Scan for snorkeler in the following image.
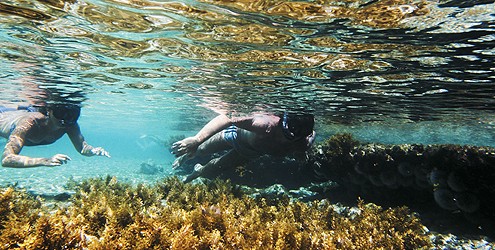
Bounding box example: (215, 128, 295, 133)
(171, 112, 315, 182)
(0, 104, 110, 168)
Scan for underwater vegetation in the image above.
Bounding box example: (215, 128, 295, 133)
(0, 176, 431, 249)
(309, 133, 495, 228)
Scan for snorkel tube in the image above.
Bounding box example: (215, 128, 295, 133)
(282, 112, 296, 140)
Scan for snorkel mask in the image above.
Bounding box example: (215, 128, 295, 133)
(281, 112, 315, 141)
(51, 104, 81, 126)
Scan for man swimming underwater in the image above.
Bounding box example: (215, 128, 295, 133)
(171, 112, 315, 182)
(0, 104, 110, 168)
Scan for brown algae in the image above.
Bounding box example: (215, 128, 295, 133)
(0, 176, 431, 249)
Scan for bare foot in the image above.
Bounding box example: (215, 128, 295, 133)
(172, 154, 190, 170)
(182, 163, 204, 183)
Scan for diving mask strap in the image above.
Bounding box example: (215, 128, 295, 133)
(282, 112, 295, 140)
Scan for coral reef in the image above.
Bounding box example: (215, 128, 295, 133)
(308, 133, 495, 233)
(0, 176, 431, 249)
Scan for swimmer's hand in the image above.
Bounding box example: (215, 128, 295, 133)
(89, 147, 111, 158)
(45, 154, 71, 166)
(171, 137, 199, 156)
(81, 143, 111, 158)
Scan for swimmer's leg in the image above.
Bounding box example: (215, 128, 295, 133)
(183, 150, 247, 183)
(195, 132, 231, 155)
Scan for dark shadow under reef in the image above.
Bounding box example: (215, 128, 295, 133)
(309, 134, 495, 239)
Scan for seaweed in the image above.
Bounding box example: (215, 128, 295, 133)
(320, 133, 361, 158)
(0, 176, 431, 249)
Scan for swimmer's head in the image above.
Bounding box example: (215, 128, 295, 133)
(48, 103, 81, 126)
(281, 112, 314, 140)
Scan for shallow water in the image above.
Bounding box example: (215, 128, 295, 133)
(0, 0, 494, 196)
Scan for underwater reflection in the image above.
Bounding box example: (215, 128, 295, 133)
(1, 0, 494, 123)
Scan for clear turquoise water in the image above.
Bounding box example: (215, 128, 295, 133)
(0, 0, 494, 195)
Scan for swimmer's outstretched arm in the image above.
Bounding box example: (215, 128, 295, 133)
(194, 114, 233, 143)
(171, 114, 233, 156)
(67, 123, 111, 158)
(1, 130, 70, 168)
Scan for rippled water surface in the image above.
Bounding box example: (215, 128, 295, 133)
(1, 0, 495, 135)
(0, 0, 494, 189)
